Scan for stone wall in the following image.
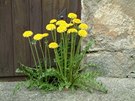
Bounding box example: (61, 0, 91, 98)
(81, 0, 135, 77)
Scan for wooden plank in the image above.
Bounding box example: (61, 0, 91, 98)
(12, 0, 31, 75)
(58, 0, 67, 15)
(77, 0, 81, 18)
(29, 0, 42, 33)
(57, 0, 67, 20)
(67, 0, 81, 17)
(29, 0, 42, 66)
(42, 0, 66, 67)
(42, 0, 53, 29)
(42, 0, 54, 66)
(52, 0, 59, 18)
(0, 0, 14, 77)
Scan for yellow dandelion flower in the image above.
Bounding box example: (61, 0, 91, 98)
(23, 31, 33, 38)
(57, 26, 67, 33)
(50, 19, 57, 24)
(62, 23, 69, 28)
(56, 20, 67, 26)
(78, 30, 88, 37)
(73, 18, 81, 24)
(68, 13, 77, 19)
(67, 28, 78, 34)
(46, 24, 56, 31)
(67, 23, 74, 27)
(42, 33, 49, 38)
(49, 42, 59, 49)
(79, 23, 88, 30)
(33, 34, 43, 41)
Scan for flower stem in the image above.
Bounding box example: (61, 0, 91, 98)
(61, 33, 65, 72)
(54, 30, 57, 42)
(39, 41, 47, 70)
(64, 33, 68, 77)
(47, 45, 51, 67)
(28, 38, 37, 68)
(54, 49, 62, 74)
(51, 31, 55, 41)
(45, 39, 51, 67)
(69, 33, 74, 82)
(34, 44, 42, 71)
(75, 37, 82, 55)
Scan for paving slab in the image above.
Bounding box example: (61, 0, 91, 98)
(0, 77, 135, 101)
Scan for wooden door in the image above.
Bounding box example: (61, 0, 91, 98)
(0, 0, 81, 80)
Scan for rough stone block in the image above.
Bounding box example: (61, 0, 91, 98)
(81, 0, 135, 77)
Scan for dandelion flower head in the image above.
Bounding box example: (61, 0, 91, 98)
(50, 19, 57, 24)
(33, 34, 43, 41)
(68, 13, 77, 19)
(42, 33, 49, 38)
(57, 26, 67, 33)
(73, 18, 81, 24)
(79, 23, 88, 30)
(67, 28, 78, 34)
(23, 31, 33, 38)
(46, 24, 56, 31)
(49, 42, 59, 49)
(78, 30, 88, 37)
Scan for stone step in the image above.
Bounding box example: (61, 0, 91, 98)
(0, 77, 135, 101)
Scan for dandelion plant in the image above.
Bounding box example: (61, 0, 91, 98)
(16, 13, 107, 93)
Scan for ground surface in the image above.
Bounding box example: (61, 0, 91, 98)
(0, 77, 135, 101)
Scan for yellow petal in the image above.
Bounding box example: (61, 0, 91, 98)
(46, 24, 56, 31)
(57, 26, 67, 33)
(79, 23, 88, 30)
(73, 19, 81, 24)
(68, 13, 77, 19)
(42, 33, 49, 38)
(50, 19, 57, 24)
(23, 31, 33, 38)
(49, 42, 59, 49)
(33, 34, 43, 41)
(67, 28, 78, 34)
(78, 30, 88, 37)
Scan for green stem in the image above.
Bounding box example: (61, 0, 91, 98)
(73, 38, 82, 73)
(54, 30, 57, 42)
(34, 44, 42, 71)
(73, 34, 76, 56)
(47, 45, 51, 67)
(64, 33, 68, 77)
(39, 41, 47, 70)
(51, 31, 55, 41)
(61, 33, 65, 70)
(28, 38, 37, 68)
(54, 49, 63, 75)
(69, 33, 74, 82)
(59, 42, 63, 68)
(75, 37, 82, 55)
(69, 33, 78, 82)
(45, 39, 51, 67)
(74, 40, 93, 76)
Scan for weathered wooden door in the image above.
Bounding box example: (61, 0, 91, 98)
(0, 0, 81, 79)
